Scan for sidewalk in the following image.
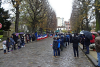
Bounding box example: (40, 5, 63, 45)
(0, 42, 3, 50)
(79, 44, 98, 66)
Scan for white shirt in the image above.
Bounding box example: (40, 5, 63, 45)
(3, 44, 6, 50)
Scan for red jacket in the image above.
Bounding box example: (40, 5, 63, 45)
(90, 35, 95, 43)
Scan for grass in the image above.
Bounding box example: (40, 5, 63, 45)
(0, 35, 3, 38)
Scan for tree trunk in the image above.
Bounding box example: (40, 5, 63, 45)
(15, 5, 19, 33)
(95, 0, 100, 31)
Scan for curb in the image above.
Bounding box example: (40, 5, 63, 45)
(79, 44, 98, 66)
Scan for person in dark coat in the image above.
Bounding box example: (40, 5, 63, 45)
(57, 37, 60, 56)
(12, 33, 17, 50)
(84, 36, 90, 54)
(6, 37, 10, 52)
(72, 33, 80, 58)
(60, 36, 64, 51)
(69, 34, 72, 43)
(52, 37, 58, 57)
(21, 35, 24, 47)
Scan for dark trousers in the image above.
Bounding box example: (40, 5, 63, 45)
(53, 49, 57, 56)
(83, 43, 85, 50)
(73, 47, 79, 57)
(14, 44, 16, 50)
(86, 45, 89, 54)
(60, 45, 63, 51)
(11, 45, 14, 51)
(57, 48, 60, 56)
(7, 47, 9, 52)
(4, 50, 6, 53)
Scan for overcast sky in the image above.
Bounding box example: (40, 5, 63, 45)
(1, 0, 73, 21)
(48, 0, 73, 21)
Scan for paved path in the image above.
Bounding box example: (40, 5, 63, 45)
(0, 38, 94, 67)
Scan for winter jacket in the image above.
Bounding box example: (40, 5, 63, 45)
(95, 36, 100, 52)
(72, 36, 80, 48)
(6, 40, 10, 47)
(17, 39, 21, 46)
(84, 37, 90, 46)
(90, 34, 95, 43)
(10, 38, 15, 45)
(53, 40, 58, 50)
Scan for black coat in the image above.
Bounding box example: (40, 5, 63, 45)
(53, 40, 58, 50)
(84, 37, 90, 46)
(72, 36, 80, 48)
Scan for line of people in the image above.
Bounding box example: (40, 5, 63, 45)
(52, 33, 73, 57)
(2, 33, 36, 54)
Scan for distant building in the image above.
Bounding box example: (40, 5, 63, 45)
(65, 21, 71, 31)
(57, 17, 66, 31)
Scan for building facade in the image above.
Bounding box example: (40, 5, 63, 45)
(65, 21, 71, 31)
(57, 17, 65, 30)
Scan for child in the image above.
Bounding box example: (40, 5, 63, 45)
(2, 43, 7, 54)
(52, 37, 58, 57)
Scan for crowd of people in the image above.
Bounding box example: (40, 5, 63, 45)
(2, 33, 36, 54)
(52, 31, 100, 67)
(2, 30, 100, 67)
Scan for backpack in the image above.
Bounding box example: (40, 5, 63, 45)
(66, 36, 68, 42)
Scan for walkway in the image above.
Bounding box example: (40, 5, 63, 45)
(0, 38, 94, 67)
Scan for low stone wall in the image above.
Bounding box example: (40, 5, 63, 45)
(3, 31, 12, 37)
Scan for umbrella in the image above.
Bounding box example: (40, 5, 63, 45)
(80, 31, 92, 40)
(2, 40, 6, 45)
(91, 32, 97, 34)
(19, 32, 24, 34)
(16, 33, 19, 36)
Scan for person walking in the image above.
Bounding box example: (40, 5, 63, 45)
(72, 33, 80, 58)
(95, 31, 100, 67)
(52, 37, 58, 57)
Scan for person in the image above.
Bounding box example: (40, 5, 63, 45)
(32, 33, 35, 41)
(57, 36, 60, 56)
(17, 36, 21, 49)
(72, 33, 80, 58)
(81, 34, 85, 50)
(6, 37, 10, 52)
(2, 42, 7, 54)
(26, 34, 29, 43)
(60, 36, 64, 51)
(12, 33, 17, 50)
(90, 33, 95, 44)
(95, 31, 100, 67)
(10, 35, 15, 51)
(84, 36, 90, 54)
(64, 35, 67, 48)
(66, 34, 70, 45)
(21, 35, 25, 47)
(52, 37, 58, 57)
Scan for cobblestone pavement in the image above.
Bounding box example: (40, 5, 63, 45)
(0, 38, 94, 67)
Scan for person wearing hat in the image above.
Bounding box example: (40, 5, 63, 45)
(95, 30, 100, 67)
